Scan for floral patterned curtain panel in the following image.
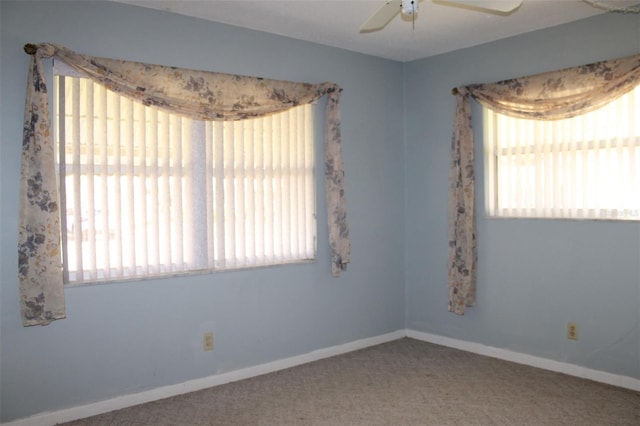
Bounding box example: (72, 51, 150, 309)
(447, 93, 476, 315)
(20, 43, 350, 326)
(448, 54, 640, 315)
(19, 48, 66, 326)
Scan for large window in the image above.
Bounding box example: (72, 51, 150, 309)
(54, 69, 316, 284)
(484, 84, 639, 220)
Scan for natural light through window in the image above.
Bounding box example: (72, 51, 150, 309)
(54, 71, 317, 284)
(484, 84, 639, 220)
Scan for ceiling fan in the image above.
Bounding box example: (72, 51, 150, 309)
(360, 0, 522, 33)
(360, 0, 640, 33)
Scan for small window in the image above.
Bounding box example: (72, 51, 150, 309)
(54, 67, 317, 284)
(484, 85, 639, 220)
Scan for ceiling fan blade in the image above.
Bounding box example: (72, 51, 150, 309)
(433, 0, 523, 15)
(360, 0, 402, 33)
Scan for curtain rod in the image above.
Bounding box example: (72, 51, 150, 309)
(25, 42, 460, 97)
(24, 43, 37, 55)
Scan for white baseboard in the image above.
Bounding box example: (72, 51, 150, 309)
(6, 328, 638, 425)
(406, 329, 640, 392)
(3, 330, 406, 426)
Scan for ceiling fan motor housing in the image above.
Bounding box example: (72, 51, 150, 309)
(401, 0, 418, 15)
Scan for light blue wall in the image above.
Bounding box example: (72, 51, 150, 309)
(404, 12, 640, 378)
(2, 1, 639, 423)
(0, 1, 405, 422)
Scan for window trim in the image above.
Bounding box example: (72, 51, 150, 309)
(482, 85, 640, 221)
(54, 69, 319, 285)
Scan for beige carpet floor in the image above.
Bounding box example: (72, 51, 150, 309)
(61, 338, 639, 425)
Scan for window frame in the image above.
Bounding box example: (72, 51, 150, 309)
(482, 84, 640, 221)
(53, 63, 319, 285)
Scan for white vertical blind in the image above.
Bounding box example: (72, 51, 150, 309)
(484, 84, 640, 220)
(55, 74, 316, 284)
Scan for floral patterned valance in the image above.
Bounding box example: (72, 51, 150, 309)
(19, 43, 350, 326)
(448, 54, 640, 315)
(35, 43, 340, 121)
(456, 53, 640, 120)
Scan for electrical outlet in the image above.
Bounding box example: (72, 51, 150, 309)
(203, 332, 214, 351)
(567, 322, 578, 340)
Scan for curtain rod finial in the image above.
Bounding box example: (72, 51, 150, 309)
(451, 87, 459, 96)
(24, 43, 37, 55)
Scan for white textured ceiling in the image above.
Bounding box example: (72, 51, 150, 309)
(112, 1, 639, 62)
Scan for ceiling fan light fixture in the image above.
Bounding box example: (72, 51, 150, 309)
(359, 0, 528, 34)
(401, 0, 418, 15)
